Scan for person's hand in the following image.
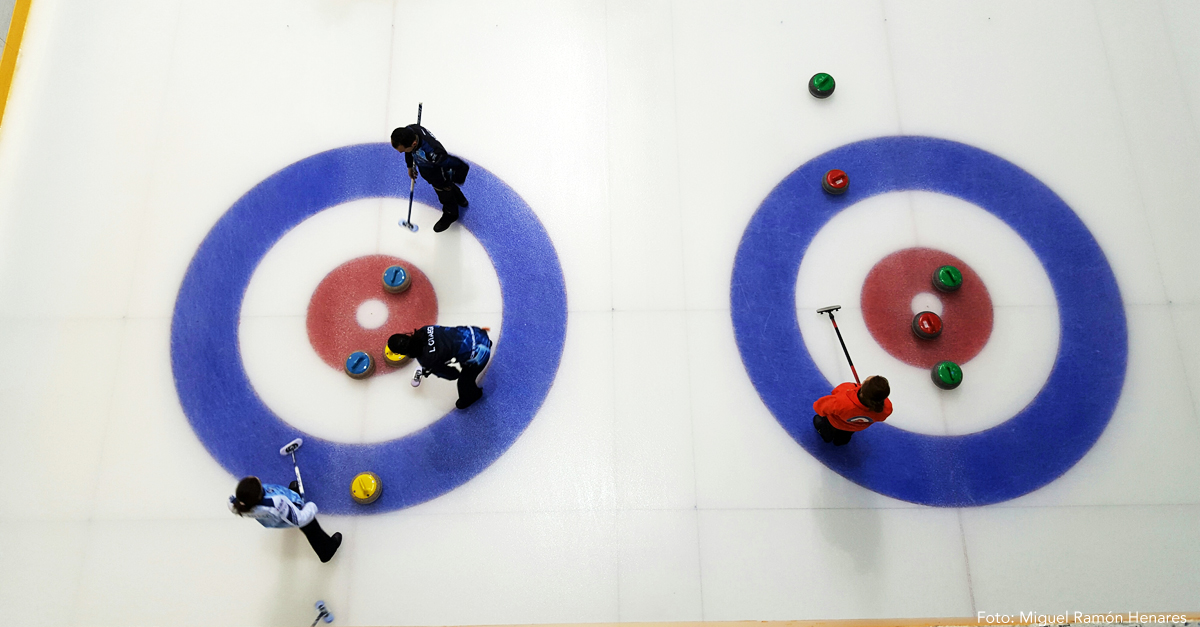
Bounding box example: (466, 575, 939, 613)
(408, 167, 417, 180)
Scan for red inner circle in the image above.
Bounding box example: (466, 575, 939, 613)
(306, 255, 438, 377)
(861, 248, 992, 368)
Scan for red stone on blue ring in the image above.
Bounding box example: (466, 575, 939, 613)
(822, 169, 848, 195)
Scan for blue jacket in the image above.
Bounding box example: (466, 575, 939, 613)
(401, 125, 468, 184)
(402, 125, 449, 168)
(413, 325, 492, 380)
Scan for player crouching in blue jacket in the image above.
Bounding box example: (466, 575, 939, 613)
(229, 477, 342, 562)
(388, 325, 493, 409)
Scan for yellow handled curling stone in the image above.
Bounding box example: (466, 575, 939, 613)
(382, 344, 410, 368)
(351, 471, 381, 505)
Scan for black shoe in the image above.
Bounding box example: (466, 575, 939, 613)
(433, 206, 459, 232)
(456, 390, 483, 409)
(288, 480, 300, 494)
(319, 532, 342, 563)
(814, 415, 833, 443)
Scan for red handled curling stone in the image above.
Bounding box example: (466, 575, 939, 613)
(911, 311, 943, 340)
(931, 360, 963, 390)
(933, 265, 963, 292)
(822, 169, 848, 195)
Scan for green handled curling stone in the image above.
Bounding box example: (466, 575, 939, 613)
(933, 265, 963, 292)
(809, 72, 836, 98)
(931, 360, 963, 390)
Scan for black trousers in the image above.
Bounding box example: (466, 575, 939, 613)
(418, 160, 469, 213)
(813, 414, 853, 446)
(457, 362, 484, 403)
(299, 518, 340, 563)
(284, 480, 340, 562)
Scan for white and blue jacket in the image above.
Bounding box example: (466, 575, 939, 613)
(229, 483, 317, 529)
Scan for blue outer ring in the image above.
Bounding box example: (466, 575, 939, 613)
(731, 136, 1127, 506)
(171, 143, 567, 514)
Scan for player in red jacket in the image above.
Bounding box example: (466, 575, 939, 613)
(812, 375, 892, 446)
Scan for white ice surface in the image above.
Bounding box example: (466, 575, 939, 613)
(1, 1, 1199, 625)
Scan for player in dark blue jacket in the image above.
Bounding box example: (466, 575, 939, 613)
(391, 125, 470, 232)
(388, 325, 492, 408)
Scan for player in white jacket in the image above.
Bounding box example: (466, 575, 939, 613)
(229, 476, 342, 562)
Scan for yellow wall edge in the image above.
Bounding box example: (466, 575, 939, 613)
(0, 0, 34, 127)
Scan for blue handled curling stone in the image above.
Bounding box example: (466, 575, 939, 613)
(344, 351, 375, 379)
(382, 265, 412, 294)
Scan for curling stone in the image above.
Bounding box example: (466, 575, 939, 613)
(912, 311, 943, 340)
(383, 334, 411, 368)
(932, 265, 963, 292)
(931, 360, 963, 390)
(351, 471, 381, 505)
(808, 72, 835, 99)
(382, 265, 412, 294)
(382, 344, 410, 368)
(822, 169, 848, 195)
(344, 351, 375, 379)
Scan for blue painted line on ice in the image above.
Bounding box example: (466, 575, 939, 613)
(171, 143, 567, 514)
(731, 136, 1127, 506)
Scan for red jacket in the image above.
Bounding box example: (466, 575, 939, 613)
(813, 382, 892, 432)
